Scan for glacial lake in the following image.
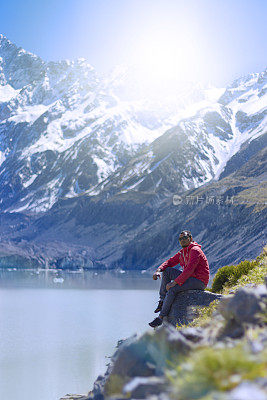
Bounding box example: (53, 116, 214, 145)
(0, 269, 160, 400)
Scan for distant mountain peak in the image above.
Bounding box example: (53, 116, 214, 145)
(0, 34, 45, 89)
(0, 36, 266, 216)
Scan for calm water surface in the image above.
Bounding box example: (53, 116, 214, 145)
(0, 270, 159, 400)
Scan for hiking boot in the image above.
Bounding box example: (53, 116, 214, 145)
(154, 300, 163, 313)
(149, 317, 163, 328)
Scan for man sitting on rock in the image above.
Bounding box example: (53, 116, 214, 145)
(149, 230, 210, 328)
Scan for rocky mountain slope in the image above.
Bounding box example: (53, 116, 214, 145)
(0, 34, 266, 271)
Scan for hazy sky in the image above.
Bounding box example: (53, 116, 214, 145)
(1, 0, 266, 86)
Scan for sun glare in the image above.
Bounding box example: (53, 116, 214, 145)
(132, 29, 201, 92)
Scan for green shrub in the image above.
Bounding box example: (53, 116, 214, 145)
(211, 264, 236, 292)
(168, 345, 267, 399)
(234, 263, 266, 288)
(227, 260, 258, 287)
(211, 260, 258, 293)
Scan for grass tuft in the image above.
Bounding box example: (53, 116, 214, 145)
(211, 246, 267, 293)
(168, 345, 267, 399)
(211, 260, 259, 293)
(177, 300, 220, 329)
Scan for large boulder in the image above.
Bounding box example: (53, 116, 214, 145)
(217, 285, 267, 339)
(108, 325, 192, 380)
(89, 325, 192, 399)
(167, 289, 222, 326)
(219, 285, 267, 325)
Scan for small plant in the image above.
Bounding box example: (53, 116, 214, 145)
(211, 264, 235, 292)
(211, 260, 259, 293)
(229, 262, 266, 290)
(227, 260, 258, 286)
(168, 345, 267, 399)
(177, 300, 220, 329)
(191, 300, 220, 326)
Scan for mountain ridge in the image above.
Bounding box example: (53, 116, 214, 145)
(0, 35, 266, 271)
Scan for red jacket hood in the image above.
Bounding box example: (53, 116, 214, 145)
(181, 241, 201, 253)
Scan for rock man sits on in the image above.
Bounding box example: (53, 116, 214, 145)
(149, 230, 210, 327)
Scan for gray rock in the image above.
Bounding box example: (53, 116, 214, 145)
(256, 378, 267, 391)
(123, 376, 166, 399)
(178, 327, 204, 343)
(110, 341, 156, 378)
(152, 324, 192, 356)
(107, 397, 127, 400)
(229, 381, 267, 400)
(218, 318, 245, 340)
(219, 287, 265, 324)
(167, 289, 222, 326)
(60, 395, 89, 400)
(145, 394, 171, 400)
(258, 330, 267, 344)
(87, 375, 106, 400)
(107, 397, 126, 400)
(109, 325, 191, 382)
(249, 339, 265, 354)
(94, 325, 192, 399)
(254, 284, 267, 298)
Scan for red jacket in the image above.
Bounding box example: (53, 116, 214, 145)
(158, 241, 209, 286)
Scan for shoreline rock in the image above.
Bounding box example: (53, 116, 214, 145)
(167, 289, 222, 326)
(61, 283, 267, 400)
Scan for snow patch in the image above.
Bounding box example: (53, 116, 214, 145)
(8, 104, 48, 124)
(0, 151, 6, 167)
(0, 84, 18, 102)
(23, 174, 38, 188)
(93, 155, 116, 182)
(239, 90, 267, 115)
(120, 176, 146, 193)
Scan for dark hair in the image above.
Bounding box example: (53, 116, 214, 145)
(180, 230, 192, 238)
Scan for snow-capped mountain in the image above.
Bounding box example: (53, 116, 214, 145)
(0, 34, 266, 272)
(1, 34, 265, 215)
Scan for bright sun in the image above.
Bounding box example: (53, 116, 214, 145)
(131, 28, 203, 93)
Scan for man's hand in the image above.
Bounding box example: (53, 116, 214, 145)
(153, 272, 161, 280)
(166, 281, 177, 291)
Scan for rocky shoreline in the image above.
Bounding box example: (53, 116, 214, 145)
(60, 281, 267, 400)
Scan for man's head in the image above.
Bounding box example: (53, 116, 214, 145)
(179, 230, 193, 248)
